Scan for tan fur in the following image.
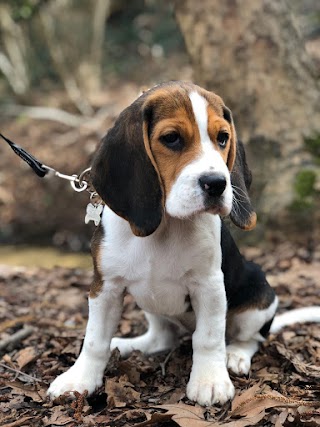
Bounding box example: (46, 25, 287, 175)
(242, 212, 257, 231)
(143, 85, 233, 199)
(89, 225, 104, 298)
(197, 87, 236, 171)
(149, 109, 201, 197)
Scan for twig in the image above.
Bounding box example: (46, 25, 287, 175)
(0, 325, 34, 351)
(160, 348, 176, 376)
(0, 104, 83, 127)
(0, 361, 42, 382)
(0, 315, 35, 333)
(0, 416, 34, 427)
(0, 102, 115, 131)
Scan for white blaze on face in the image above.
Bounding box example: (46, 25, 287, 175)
(189, 91, 209, 143)
(165, 91, 233, 218)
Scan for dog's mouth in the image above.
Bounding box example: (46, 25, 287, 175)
(204, 197, 231, 217)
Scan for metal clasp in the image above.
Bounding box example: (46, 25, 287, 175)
(42, 165, 91, 192)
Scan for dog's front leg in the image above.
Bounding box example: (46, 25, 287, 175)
(187, 272, 235, 406)
(48, 281, 124, 398)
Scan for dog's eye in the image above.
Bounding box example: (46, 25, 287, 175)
(217, 131, 229, 148)
(160, 132, 183, 151)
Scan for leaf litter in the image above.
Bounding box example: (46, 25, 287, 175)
(0, 243, 319, 426)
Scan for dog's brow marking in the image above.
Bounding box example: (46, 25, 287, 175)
(189, 91, 210, 144)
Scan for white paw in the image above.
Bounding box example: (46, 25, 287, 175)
(227, 346, 251, 375)
(186, 367, 235, 406)
(48, 364, 104, 398)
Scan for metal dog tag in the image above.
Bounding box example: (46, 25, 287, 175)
(85, 203, 103, 226)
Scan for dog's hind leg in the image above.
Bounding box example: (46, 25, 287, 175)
(110, 312, 179, 357)
(226, 296, 278, 375)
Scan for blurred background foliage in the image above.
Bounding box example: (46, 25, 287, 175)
(0, 0, 187, 105)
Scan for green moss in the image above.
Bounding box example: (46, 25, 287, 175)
(294, 170, 316, 198)
(289, 169, 317, 213)
(289, 198, 313, 212)
(304, 134, 320, 163)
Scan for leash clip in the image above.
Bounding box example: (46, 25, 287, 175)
(72, 167, 92, 192)
(42, 165, 90, 192)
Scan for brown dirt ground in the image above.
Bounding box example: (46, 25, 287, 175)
(0, 242, 319, 427)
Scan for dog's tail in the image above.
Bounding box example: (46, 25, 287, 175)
(270, 306, 320, 334)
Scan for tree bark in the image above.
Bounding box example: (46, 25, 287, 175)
(174, 0, 320, 241)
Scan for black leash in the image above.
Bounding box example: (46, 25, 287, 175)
(0, 133, 103, 225)
(0, 133, 49, 178)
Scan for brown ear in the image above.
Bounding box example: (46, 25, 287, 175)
(91, 96, 163, 237)
(229, 139, 257, 231)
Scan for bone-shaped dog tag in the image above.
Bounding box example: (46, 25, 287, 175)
(85, 203, 103, 226)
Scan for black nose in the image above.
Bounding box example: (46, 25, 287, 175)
(199, 174, 226, 197)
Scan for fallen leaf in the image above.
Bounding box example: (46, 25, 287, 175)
(119, 359, 141, 383)
(0, 416, 35, 427)
(223, 411, 266, 427)
(231, 386, 320, 418)
(231, 383, 262, 411)
(275, 342, 320, 378)
(4, 380, 46, 403)
(155, 403, 208, 427)
(106, 375, 141, 408)
(274, 409, 289, 427)
(113, 408, 147, 423)
(155, 402, 266, 427)
(133, 411, 173, 426)
(166, 388, 185, 404)
(15, 346, 38, 369)
(42, 406, 75, 426)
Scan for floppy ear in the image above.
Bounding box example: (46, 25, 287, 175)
(91, 97, 163, 237)
(229, 139, 257, 231)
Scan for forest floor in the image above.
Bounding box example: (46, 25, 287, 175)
(0, 242, 319, 427)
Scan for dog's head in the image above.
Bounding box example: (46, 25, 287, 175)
(91, 81, 256, 236)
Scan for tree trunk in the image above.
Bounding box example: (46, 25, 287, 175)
(0, 4, 30, 96)
(174, 0, 320, 242)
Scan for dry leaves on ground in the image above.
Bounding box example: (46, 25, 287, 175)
(0, 243, 320, 426)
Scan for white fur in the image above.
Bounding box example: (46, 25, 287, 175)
(228, 297, 279, 343)
(225, 297, 278, 376)
(227, 339, 259, 375)
(189, 91, 209, 142)
(49, 206, 234, 405)
(166, 91, 233, 219)
(271, 306, 320, 333)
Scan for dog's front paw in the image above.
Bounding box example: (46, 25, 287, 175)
(48, 364, 103, 398)
(226, 341, 258, 375)
(227, 346, 251, 375)
(186, 366, 235, 406)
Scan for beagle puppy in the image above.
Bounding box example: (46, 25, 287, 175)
(48, 81, 319, 406)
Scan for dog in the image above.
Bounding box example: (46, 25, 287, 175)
(48, 81, 320, 406)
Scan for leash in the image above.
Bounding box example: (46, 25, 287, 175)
(0, 133, 103, 226)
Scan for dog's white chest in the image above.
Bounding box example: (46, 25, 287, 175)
(100, 208, 221, 316)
